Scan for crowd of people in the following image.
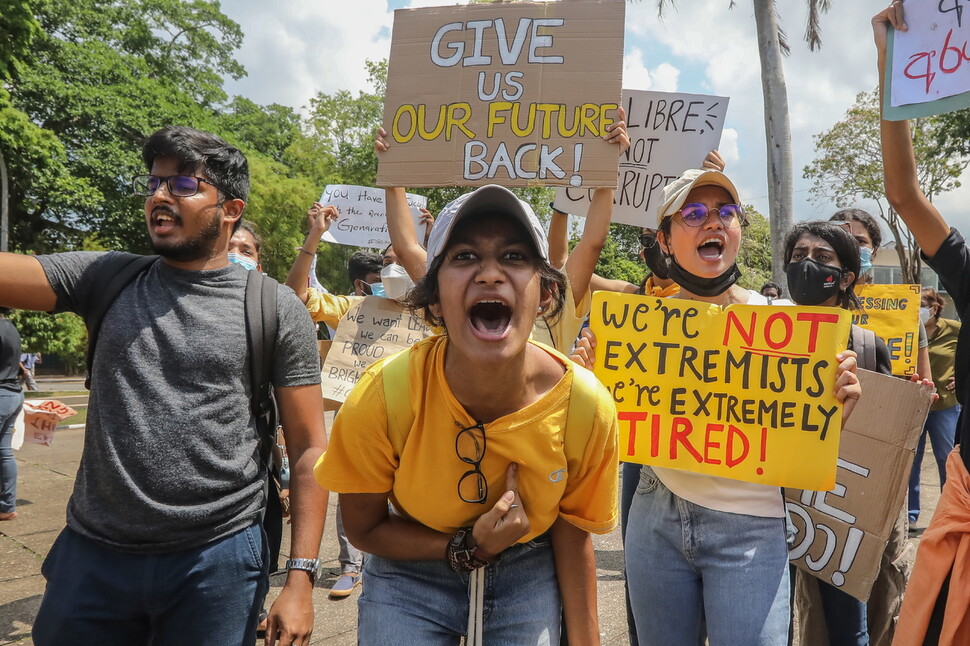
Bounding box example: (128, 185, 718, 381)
(0, 3, 966, 645)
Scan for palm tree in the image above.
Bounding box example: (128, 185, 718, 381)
(658, 0, 830, 284)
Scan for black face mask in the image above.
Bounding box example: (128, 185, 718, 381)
(643, 242, 670, 280)
(666, 258, 741, 297)
(786, 258, 843, 306)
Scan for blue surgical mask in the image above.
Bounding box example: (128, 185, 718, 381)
(859, 247, 873, 276)
(368, 282, 386, 298)
(228, 252, 258, 272)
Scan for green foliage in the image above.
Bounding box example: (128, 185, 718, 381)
(0, 0, 41, 81)
(10, 309, 88, 374)
(737, 205, 771, 291)
(805, 90, 968, 283)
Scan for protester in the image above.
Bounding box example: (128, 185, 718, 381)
(18, 351, 40, 391)
(874, 6, 970, 641)
(228, 220, 262, 271)
(760, 281, 783, 301)
(909, 288, 961, 525)
(0, 125, 328, 646)
(315, 183, 619, 644)
(829, 207, 933, 381)
(378, 110, 631, 354)
(0, 307, 24, 522)
(572, 168, 862, 645)
(783, 221, 892, 646)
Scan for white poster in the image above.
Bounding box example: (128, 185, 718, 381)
(553, 89, 728, 228)
(320, 185, 428, 249)
(891, 0, 970, 109)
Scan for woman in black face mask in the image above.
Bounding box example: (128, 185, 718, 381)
(784, 221, 892, 646)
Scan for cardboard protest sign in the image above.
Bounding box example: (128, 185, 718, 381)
(885, 0, 970, 120)
(12, 399, 78, 448)
(378, 0, 625, 188)
(590, 292, 851, 489)
(787, 370, 932, 602)
(321, 296, 432, 403)
(320, 185, 429, 249)
(553, 90, 729, 227)
(853, 284, 921, 377)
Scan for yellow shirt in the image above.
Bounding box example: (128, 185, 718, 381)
(531, 275, 591, 353)
(314, 335, 619, 540)
(304, 288, 362, 327)
(645, 276, 680, 298)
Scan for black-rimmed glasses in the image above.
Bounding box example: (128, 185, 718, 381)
(639, 229, 658, 249)
(456, 422, 487, 504)
(132, 174, 234, 200)
(678, 203, 746, 228)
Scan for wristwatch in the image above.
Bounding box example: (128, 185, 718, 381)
(284, 558, 320, 584)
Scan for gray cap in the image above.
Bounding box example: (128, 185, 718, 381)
(656, 169, 741, 226)
(425, 185, 549, 270)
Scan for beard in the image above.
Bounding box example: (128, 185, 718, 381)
(150, 209, 223, 262)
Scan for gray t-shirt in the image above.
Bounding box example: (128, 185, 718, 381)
(39, 252, 321, 552)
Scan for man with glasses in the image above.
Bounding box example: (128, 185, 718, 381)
(0, 126, 328, 646)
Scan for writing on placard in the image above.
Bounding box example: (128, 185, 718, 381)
(591, 293, 850, 489)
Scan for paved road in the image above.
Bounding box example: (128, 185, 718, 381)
(0, 382, 940, 645)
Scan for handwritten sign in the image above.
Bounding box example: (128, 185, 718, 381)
(553, 89, 728, 227)
(885, 0, 970, 119)
(787, 370, 931, 602)
(853, 284, 921, 376)
(12, 399, 78, 448)
(377, 0, 625, 188)
(590, 292, 851, 489)
(321, 296, 432, 403)
(320, 185, 428, 249)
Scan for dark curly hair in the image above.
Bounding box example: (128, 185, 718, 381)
(406, 213, 566, 331)
(783, 221, 862, 310)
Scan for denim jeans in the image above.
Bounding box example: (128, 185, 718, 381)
(33, 524, 269, 646)
(357, 535, 560, 645)
(0, 389, 24, 513)
(626, 466, 790, 646)
(621, 461, 642, 646)
(908, 404, 960, 522)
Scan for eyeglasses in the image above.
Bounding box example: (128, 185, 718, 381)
(639, 229, 658, 249)
(132, 174, 234, 200)
(456, 422, 487, 504)
(677, 203, 746, 228)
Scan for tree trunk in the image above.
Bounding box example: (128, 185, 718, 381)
(753, 0, 793, 286)
(0, 144, 8, 252)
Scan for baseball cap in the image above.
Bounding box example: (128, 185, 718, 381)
(656, 169, 741, 226)
(425, 185, 549, 270)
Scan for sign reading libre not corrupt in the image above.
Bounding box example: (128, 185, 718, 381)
(377, 0, 625, 188)
(590, 293, 851, 489)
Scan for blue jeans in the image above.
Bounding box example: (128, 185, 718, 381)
(358, 535, 560, 645)
(621, 461, 642, 646)
(908, 404, 960, 522)
(33, 524, 269, 646)
(0, 389, 24, 513)
(626, 466, 790, 646)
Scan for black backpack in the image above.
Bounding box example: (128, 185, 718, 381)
(81, 252, 281, 492)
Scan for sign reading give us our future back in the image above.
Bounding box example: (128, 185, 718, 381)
(377, 0, 625, 188)
(590, 293, 852, 490)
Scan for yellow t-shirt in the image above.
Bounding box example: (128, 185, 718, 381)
(304, 288, 362, 327)
(531, 275, 591, 353)
(314, 335, 618, 541)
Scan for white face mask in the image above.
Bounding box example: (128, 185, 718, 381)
(228, 252, 258, 271)
(380, 263, 414, 302)
(919, 306, 933, 324)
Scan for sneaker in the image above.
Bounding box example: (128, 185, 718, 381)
(329, 572, 361, 599)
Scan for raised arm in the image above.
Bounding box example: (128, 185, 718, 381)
(375, 128, 428, 282)
(873, 6, 950, 257)
(0, 253, 58, 312)
(547, 206, 570, 270)
(562, 108, 630, 302)
(284, 203, 337, 304)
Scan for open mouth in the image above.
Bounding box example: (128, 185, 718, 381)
(697, 236, 724, 261)
(152, 208, 180, 233)
(468, 300, 513, 338)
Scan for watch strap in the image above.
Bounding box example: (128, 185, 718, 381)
(285, 558, 319, 583)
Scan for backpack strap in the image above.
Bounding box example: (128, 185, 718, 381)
(84, 253, 159, 389)
(850, 324, 878, 372)
(245, 270, 280, 463)
(381, 348, 414, 455)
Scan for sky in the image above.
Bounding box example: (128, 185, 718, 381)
(220, 0, 970, 242)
